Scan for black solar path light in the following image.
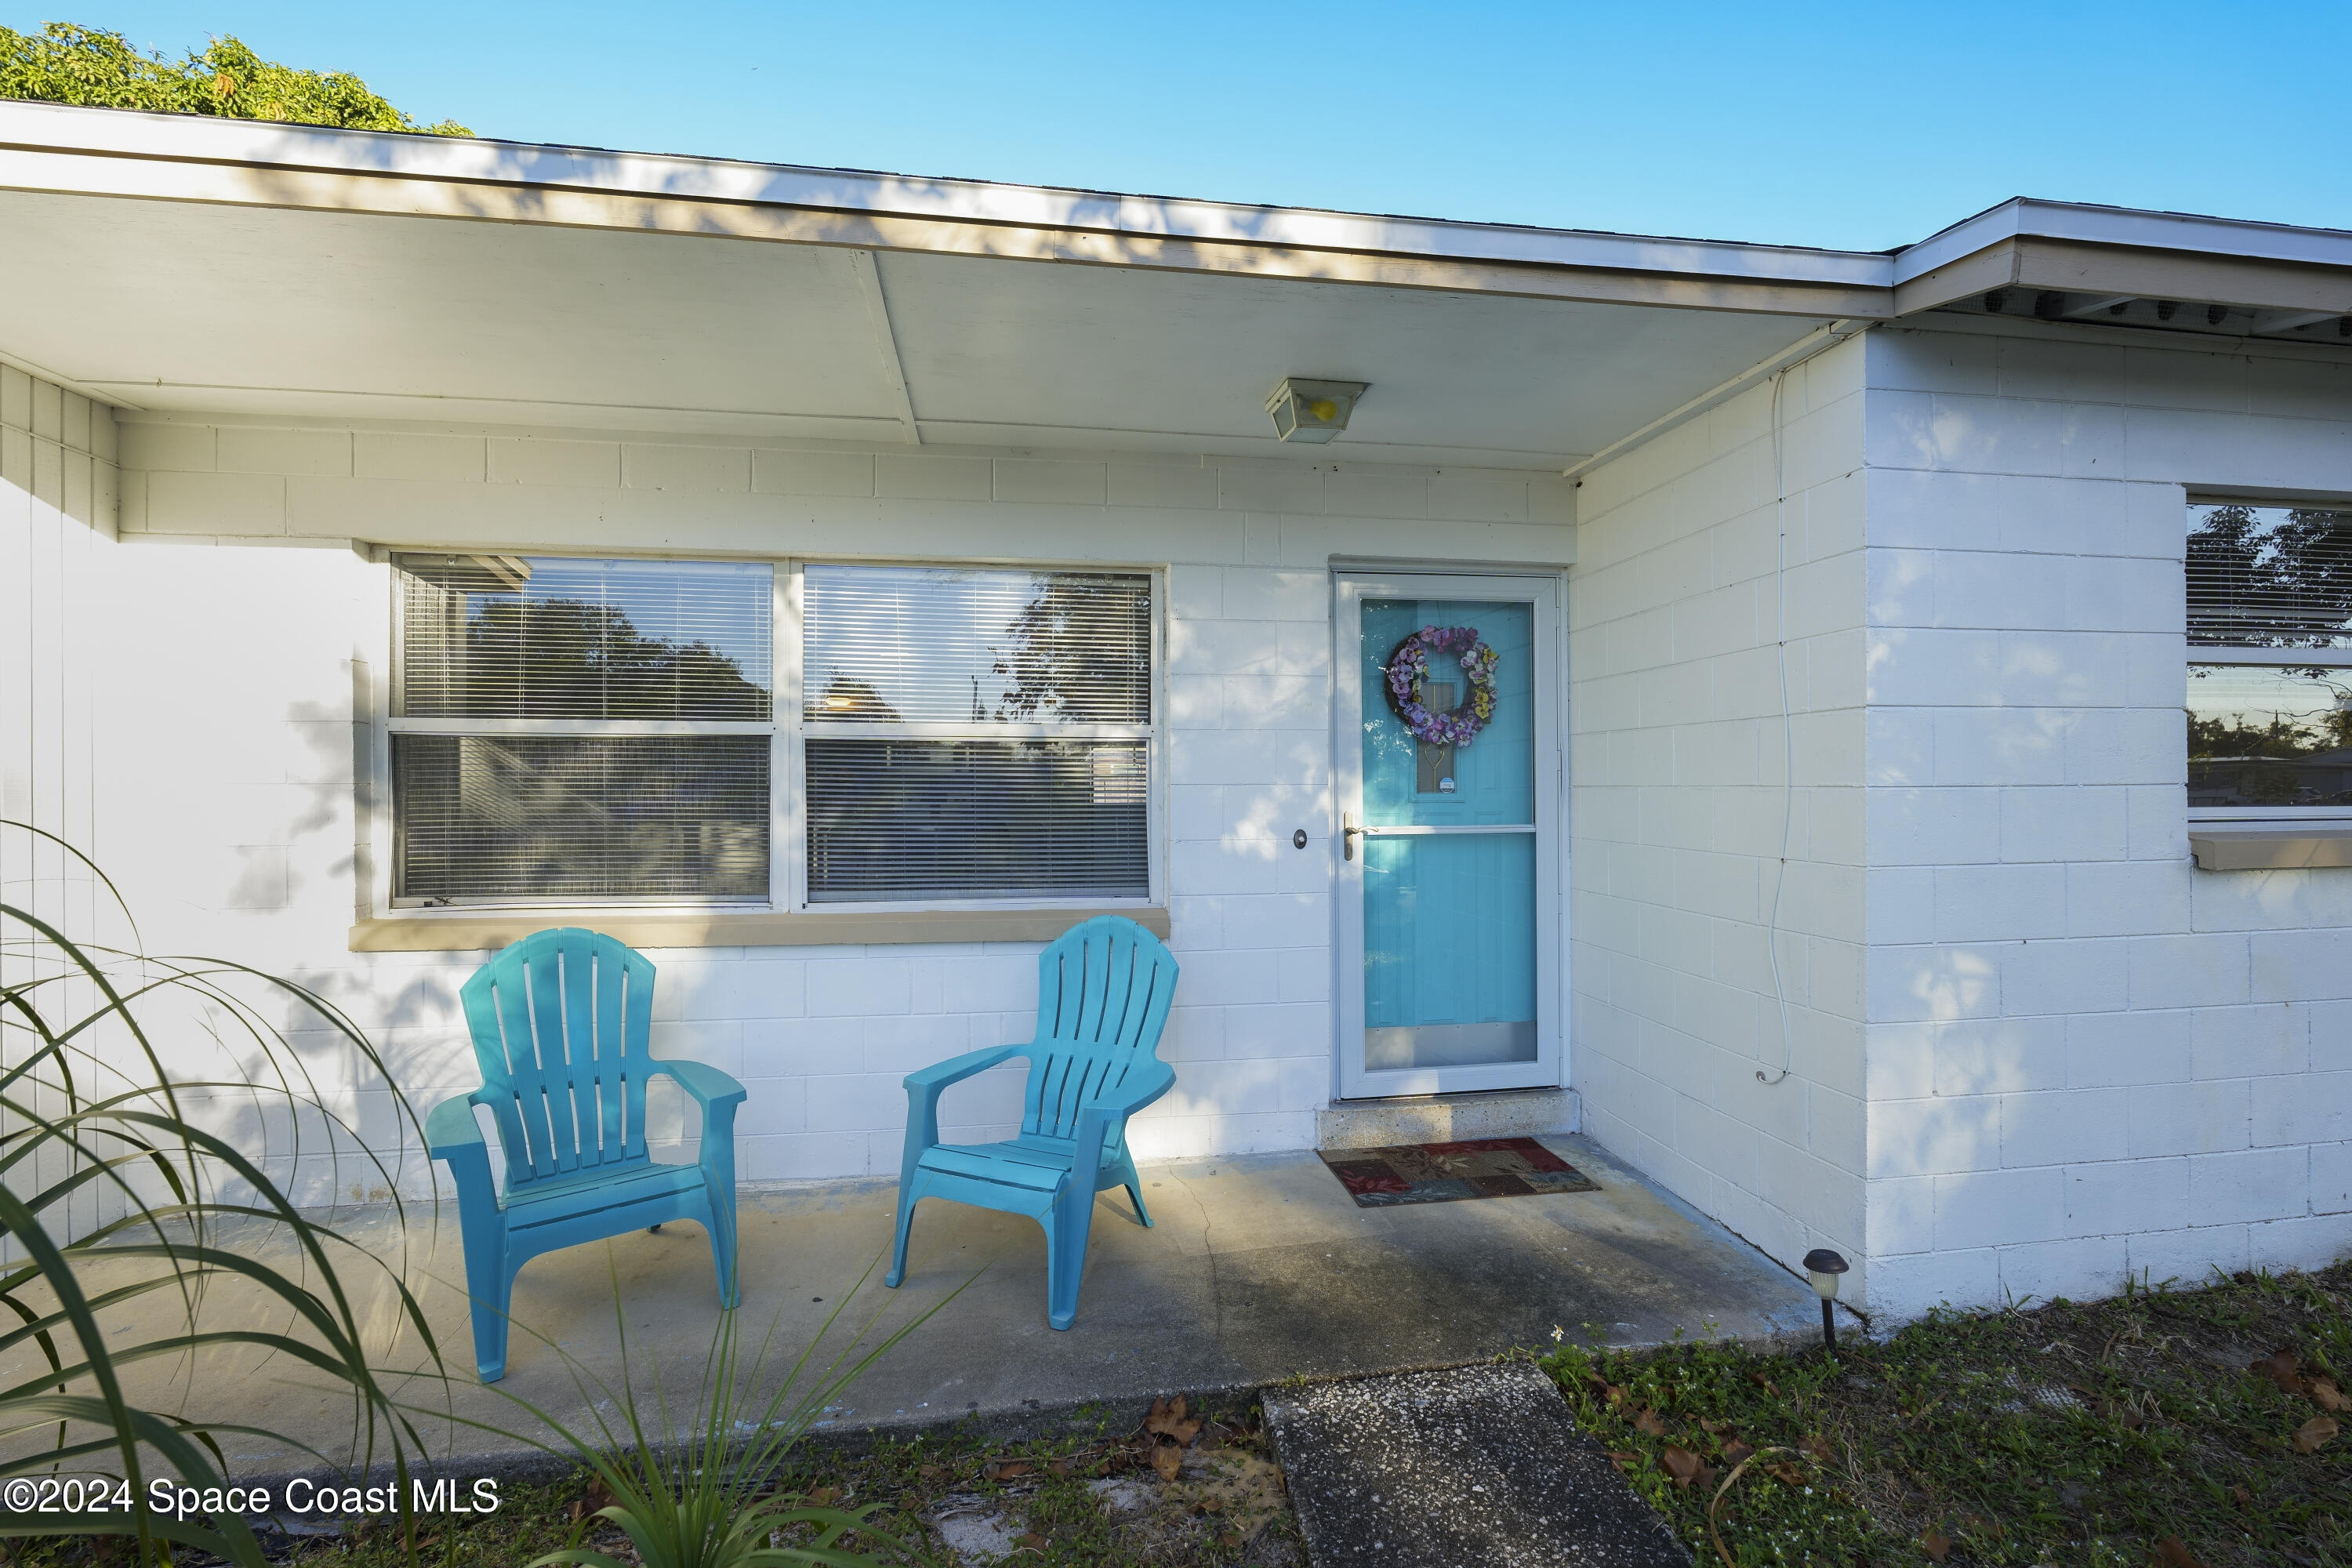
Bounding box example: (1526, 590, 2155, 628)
(1804, 1248, 1849, 1351)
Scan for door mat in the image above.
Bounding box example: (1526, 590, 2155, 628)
(1317, 1137, 1601, 1208)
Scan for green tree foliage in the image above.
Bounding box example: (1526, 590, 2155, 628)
(0, 20, 470, 134)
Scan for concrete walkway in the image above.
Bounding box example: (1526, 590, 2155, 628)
(1267, 1363, 1692, 1566)
(20, 1134, 1816, 1481)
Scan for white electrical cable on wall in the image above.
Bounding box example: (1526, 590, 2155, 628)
(1759, 368, 1797, 1087)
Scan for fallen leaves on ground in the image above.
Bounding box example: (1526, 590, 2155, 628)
(1921, 1529, 1951, 1562)
(568, 1480, 616, 1523)
(1634, 1407, 1668, 1437)
(2253, 1349, 2303, 1395)
(1145, 1394, 1203, 1445)
(1659, 1446, 1715, 1492)
(2154, 1535, 2209, 1568)
(983, 1458, 1034, 1482)
(2290, 1414, 2338, 1454)
(1798, 1434, 1837, 1465)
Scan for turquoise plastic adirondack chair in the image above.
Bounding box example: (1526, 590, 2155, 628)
(425, 927, 747, 1381)
(886, 916, 1178, 1329)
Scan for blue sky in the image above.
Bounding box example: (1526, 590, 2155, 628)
(13, 2, 2350, 252)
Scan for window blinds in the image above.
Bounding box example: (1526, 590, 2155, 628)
(393, 735, 771, 900)
(802, 566, 1149, 724)
(802, 565, 1154, 903)
(2187, 505, 2352, 649)
(397, 554, 772, 719)
(804, 739, 1149, 902)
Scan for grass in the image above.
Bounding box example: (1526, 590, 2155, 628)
(20, 1266, 2348, 1566)
(1540, 1260, 2352, 1566)
(4, 1400, 1303, 1567)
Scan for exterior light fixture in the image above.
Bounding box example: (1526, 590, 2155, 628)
(1265, 378, 1367, 444)
(1803, 1248, 1849, 1351)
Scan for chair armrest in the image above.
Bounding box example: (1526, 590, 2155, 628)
(426, 1095, 500, 1218)
(653, 1059, 748, 1109)
(902, 1044, 1025, 1094)
(1088, 1061, 1176, 1120)
(898, 1044, 1027, 1174)
(424, 1094, 487, 1160)
(1071, 1062, 1175, 1186)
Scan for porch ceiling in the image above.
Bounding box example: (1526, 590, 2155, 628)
(0, 183, 1829, 469)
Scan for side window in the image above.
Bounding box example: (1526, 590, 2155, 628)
(2187, 503, 2352, 815)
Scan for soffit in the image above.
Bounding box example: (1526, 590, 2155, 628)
(0, 184, 1833, 466)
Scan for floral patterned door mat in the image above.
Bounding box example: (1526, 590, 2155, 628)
(1316, 1137, 1602, 1207)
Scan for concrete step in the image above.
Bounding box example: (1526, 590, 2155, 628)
(1264, 1362, 1690, 1568)
(1317, 1087, 1577, 1151)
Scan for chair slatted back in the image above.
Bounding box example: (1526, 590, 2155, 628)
(459, 927, 655, 1190)
(1022, 917, 1179, 1143)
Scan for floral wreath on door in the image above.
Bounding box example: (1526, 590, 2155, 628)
(1383, 626, 1499, 747)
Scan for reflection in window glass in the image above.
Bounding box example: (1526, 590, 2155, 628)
(397, 554, 772, 720)
(802, 566, 1149, 725)
(2187, 503, 2352, 650)
(2187, 662, 2352, 808)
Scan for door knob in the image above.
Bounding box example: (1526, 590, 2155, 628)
(1342, 812, 1362, 861)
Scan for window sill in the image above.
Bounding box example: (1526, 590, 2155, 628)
(348, 906, 1170, 953)
(2188, 826, 2352, 871)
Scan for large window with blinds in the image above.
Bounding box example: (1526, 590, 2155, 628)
(2187, 501, 2352, 816)
(384, 554, 1157, 909)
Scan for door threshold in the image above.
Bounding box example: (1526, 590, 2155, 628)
(1317, 1087, 1578, 1152)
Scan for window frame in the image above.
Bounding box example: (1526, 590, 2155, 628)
(2185, 494, 2352, 827)
(369, 550, 1166, 917)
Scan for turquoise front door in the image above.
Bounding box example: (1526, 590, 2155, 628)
(1335, 572, 1561, 1097)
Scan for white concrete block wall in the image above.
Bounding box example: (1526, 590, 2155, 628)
(89, 417, 1571, 1197)
(1, 364, 124, 1249)
(1568, 336, 1871, 1293)
(1862, 323, 2352, 1319)
(2, 363, 118, 902)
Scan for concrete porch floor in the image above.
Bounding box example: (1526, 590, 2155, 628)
(42, 1134, 1820, 1481)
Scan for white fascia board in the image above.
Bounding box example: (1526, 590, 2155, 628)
(0, 99, 1891, 289)
(1895, 196, 2352, 283)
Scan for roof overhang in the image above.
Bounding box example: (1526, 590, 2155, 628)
(1894, 198, 2352, 328)
(3, 106, 2350, 470)
(0, 100, 1891, 317)
(0, 101, 1896, 466)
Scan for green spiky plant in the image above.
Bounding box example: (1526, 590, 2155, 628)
(436, 1251, 967, 1568)
(1, 822, 441, 1565)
